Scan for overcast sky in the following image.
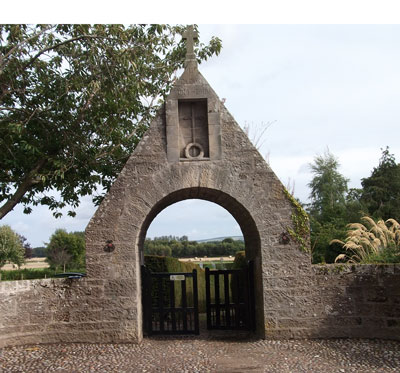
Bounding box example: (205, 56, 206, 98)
(2, 24, 400, 246)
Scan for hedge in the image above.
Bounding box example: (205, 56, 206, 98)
(144, 255, 207, 312)
(0, 267, 86, 281)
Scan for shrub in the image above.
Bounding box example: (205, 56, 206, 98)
(0, 268, 55, 281)
(144, 255, 207, 312)
(0, 266, 85, 281)
(332, 216, 400, 263)
(232, 250, 247, 269)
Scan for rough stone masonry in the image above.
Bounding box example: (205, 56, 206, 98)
(1, 27, 400, 347)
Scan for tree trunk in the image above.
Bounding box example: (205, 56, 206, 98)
(0, 158, 46, 219)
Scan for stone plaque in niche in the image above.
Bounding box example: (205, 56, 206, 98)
(178, 100, 209, 159)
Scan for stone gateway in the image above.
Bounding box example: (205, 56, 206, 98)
(84, 26, 311, 342)
(1, 27, 400, 347)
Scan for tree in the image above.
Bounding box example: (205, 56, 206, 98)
(345, 187, 367, 224)
(0, 225, 25, 268)
(0, 24, 221, 219)
(18, 234, 32, 259)
(47, 246, 71, 272)
(309, 219, 348, 263)
(32, 246, 46, 257)
(46, 229, 85, 270)
(307, 149, 349, 221)
(360, 147, 400, 221)
(307, 150, 349, 263)
(143, 236, 244, 258)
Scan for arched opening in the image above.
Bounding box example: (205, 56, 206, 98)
(145, 199, 244, 259)
(138, 187, 264, 337)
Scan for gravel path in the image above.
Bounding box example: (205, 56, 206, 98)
(1, 336, 399, 372)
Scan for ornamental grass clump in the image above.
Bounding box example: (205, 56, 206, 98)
(332, 217, 400, 263)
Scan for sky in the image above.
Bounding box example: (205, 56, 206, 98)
(2, 23, 400, 246)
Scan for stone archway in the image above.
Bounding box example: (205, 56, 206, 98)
(85, 32, 312, 343)
(85, 94, 311, 343)
(137, 187, 264, 335)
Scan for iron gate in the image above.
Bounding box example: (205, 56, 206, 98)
(142, 266, 199, 335)
(205, 261, 255, 330)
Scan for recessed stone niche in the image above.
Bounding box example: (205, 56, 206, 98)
(178, 99, 209, 159)
(165, 71, 222, 162)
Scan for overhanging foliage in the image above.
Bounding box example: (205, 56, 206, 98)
(0, 24, 221, 219)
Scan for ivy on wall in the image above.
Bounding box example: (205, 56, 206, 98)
(283, 188, 311, 253)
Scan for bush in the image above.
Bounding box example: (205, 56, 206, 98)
(232, 250, 247, 269)
(333, 216, 400, 263)
(144, 255, 207, 312)
(0, 268, 55, 281)
(230, 251, 248, 305)
(0, 266, 85, 281)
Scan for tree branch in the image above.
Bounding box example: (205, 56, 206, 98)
(0, 25, 53, 72)
(21, 34, 107, 71)
(0, 158, 47, 219)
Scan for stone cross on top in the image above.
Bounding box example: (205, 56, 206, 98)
(182, 25, 198, 67)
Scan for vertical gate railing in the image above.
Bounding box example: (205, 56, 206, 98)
(205, 261, 255, 330)
(142, 266, 199, 335)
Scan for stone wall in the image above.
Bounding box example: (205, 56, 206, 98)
(313, 264, 400, 339)
(264, 264, 400, 340)
(0, 277, 125, 348)
(1, 264, 399, 347)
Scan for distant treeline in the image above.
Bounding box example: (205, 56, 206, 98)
(31, 247, 46, 257)
(144, 236, 244, 258)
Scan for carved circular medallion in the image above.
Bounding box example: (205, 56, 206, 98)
(184, 142, 204, 159)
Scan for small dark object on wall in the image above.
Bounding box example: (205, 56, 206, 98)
(280, 232, 290, 245)
(104, 240, 115, 253)
(54, 272, 87, 279)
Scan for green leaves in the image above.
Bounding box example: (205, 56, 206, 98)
(0, 225, 25, 268)
(307, 150, 350, 263)
(306, 147, 400, 263)
(307, 149, 349, 220)
(46, 229, 85, 270)
(0, 24, 222, 219)
(360, 147, 400, 221)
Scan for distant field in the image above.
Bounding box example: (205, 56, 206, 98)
(2, 258, 49, 271)
(178, 256, 234, 264)
(2, 256, 234, 271)
(196, 236, 244, 243)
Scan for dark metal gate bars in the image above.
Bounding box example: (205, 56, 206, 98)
(142, 267, 199, 335)
(205, 261, 255, 330)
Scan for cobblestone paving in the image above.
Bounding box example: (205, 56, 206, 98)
(1, 336, 399, 372)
